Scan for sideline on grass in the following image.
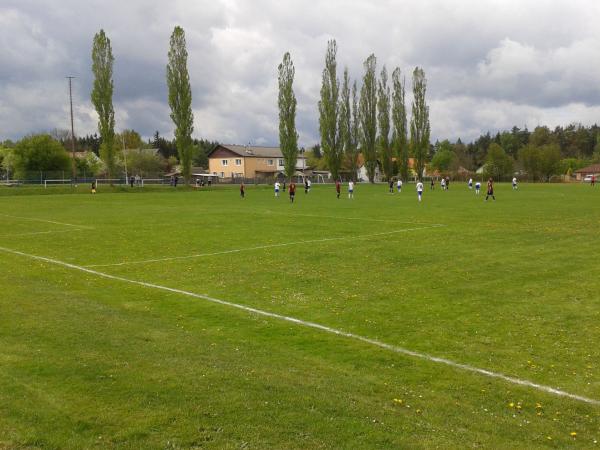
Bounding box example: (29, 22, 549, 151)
(0, 244, 598, 407)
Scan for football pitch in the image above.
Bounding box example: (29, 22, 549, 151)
(0, 182, 598, 449)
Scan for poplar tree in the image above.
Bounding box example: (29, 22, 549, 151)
(339, 68, 356, 180)
(167, 26, 194, 183)
(318, 40, 342, 180)
(359, 54, 377, 182)
(377, 66, 392, 180)
(392, 67, 409, 180)
(349, 81, 360, 181)
(278, 52, 299, 180)
(91, 29, 116, 180)
(410, 67, 430, 180)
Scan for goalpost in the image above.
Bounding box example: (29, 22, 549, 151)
(44, 179, 72, 188)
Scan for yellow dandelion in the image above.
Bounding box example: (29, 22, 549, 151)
(570, 432, 577, 437)
(508, 402, 515, 408)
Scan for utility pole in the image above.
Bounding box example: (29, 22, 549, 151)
(66, 76, 76, 180)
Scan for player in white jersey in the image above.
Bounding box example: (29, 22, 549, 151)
(416, 180, 424, 202)
(468, 178, 473, 189)
(348, 181, 354, 199)
(397, 179, 403, 192)
(475, 181, 481, 194)
(274, 181, 280, 197)
(512, 177, 518, 190)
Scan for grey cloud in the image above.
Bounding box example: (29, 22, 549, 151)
(2, 0, 600, 145)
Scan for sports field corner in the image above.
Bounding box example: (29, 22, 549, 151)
(0, 182, 599, 448)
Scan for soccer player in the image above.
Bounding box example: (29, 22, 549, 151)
(397, 179, 402, 192)
(475, 181, 481, 194)
(389, 179, 394, 193)
(289, 181, 296, 203)
(336, 180, 341, 199)
(512, 176, 518, 190)
(485, 178, 495, 201)
(430, 178, 435, 190)
(440, 178, 446, 190)
(348, 180, 354, 199)
(592, 175, 596, 187)
(468, 178, 473, 189)
(91, 181, 96, 194)
(274, 181, 280, 197)
(307, 179, 311, 192)
(240, 182, 245, 198)
(416, 180, 424, 202)
(304, 179, 309, 194)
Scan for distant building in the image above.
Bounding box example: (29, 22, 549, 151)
(356, 155, 416, 182)
(574, 163, 600, 181)
(207, 145, 307, 180)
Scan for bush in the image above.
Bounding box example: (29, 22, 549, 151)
(13, 134, 71, 179)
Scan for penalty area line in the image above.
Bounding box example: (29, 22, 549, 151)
(0, 245, 598, 406)
(85, 224, 447, 268)
(0, 229, 86, 238)
(0, 213, 94, 230)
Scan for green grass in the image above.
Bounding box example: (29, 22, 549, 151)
(0, 182, 599, 449)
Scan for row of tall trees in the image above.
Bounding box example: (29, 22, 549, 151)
(312, 40, 429, 182)
(90, 26, 195, 183)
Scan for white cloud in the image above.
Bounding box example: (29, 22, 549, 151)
(2, 0, 600, 145)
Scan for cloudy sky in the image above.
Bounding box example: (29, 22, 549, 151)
(2, 0, 600, 146)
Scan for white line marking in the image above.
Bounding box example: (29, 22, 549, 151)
(255, 210, 425, 224)
(0, 229, 85, 238)
(0, 213, 94, 229)
(0, 244, 598, 406)
(85, 224, 446, 268)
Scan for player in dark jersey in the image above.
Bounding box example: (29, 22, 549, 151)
(485, 178, 495, 201)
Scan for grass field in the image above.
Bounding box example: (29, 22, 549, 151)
(0, 182, 599, 449)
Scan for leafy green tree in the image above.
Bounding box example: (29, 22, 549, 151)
(392, 68, 409, 180)
(410, 67, 430, 180)
(116, 129, 144, 150)
(349, 81, 361, 181)
(0, 146, 16, 179)
(518, 144, 541, 181)
(339, 68, 351, 178)
(318, 40, 342, 180)
(91, 29, 116, 180)
(529, 126, 554, 147)
(430, 148, 456, 173)
(12, 135, 71, 179)
(167, 26, 195, 183)
(278, 52, 299, 180)
(359, 54, 377, 182)
(126, 150, 167, 177)
(538, 144, 561, 182)
(485, 143, 513, 180)
(75, 151, 104, 178)
(377, 66, 392, 180)
(592, 134, 600, 162)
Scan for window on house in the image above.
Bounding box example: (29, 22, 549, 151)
(278, 159, 284, 167)
(222, 159, 229, 166)
(220, 172, 224, 178)
(235, 159, 242, 166)
(267, 159, 274, 166)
